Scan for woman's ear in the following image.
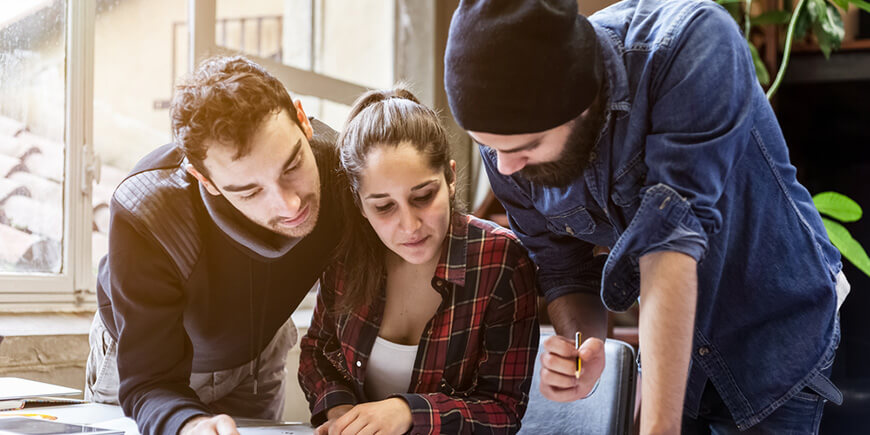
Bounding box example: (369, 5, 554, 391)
(448, 160, 457, 197)
(354, 195, 368, 219)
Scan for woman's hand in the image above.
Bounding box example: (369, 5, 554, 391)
(314, 405, 353, 435)
(322, 398, 412, 435)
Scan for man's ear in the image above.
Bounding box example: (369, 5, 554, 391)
(186, 164, 222, 196)
(448, 160, 457, 197)
(294, 100, 314, 140)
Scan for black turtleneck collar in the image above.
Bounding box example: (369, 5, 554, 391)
(199, 184, 301, 261)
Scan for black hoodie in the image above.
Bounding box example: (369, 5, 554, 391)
(96, 119, 341, 435)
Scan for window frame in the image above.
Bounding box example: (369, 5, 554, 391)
(0, 0, 96, 309)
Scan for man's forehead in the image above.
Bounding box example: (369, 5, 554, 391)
(469, 130, 545, 153)
(204, 116, 302, 166)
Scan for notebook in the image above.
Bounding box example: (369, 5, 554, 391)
(0, 417, 123, 435)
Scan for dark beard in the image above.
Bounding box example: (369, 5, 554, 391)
(518, 95, 606, 188)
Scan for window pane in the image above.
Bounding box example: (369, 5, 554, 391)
(317, 0, 394, 89)
(0, 1, 66, 274)
(216, 0, 395, 89)
(92, 0, 188, 274)
(293, 95, 350, 134)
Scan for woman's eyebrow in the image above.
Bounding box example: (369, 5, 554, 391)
(364, 179, 439, 199)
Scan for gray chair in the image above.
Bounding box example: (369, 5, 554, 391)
(519, 332, 637, 435)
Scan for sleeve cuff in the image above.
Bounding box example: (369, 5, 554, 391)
(541, 283, 599, 303)
(539, 255, 607, 303)
(632, 184, 708, 261)
(393, 393, 438, 435)
(167, 408, 211, 435)
(602, 184, 708, 311)
(310, 387, 358, 426)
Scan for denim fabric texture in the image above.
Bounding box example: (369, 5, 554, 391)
(479, 0, 842, 429)
(682, 320, 840, 434)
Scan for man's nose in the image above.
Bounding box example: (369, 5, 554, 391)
(273, 188, 302, 216)
(496, 151, 528, 175)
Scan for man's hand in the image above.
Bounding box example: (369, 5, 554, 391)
(539, 334, 605, 401)
(320, 398, 412, 435)
(179, 415, 239, 435)
(314, 405, 353, 435)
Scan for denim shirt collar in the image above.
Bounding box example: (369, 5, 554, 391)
(594, 25, 632, 115)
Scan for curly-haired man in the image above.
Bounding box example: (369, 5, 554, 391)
(85, 55, 342, 435)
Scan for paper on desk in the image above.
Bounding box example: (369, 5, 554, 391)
(0, 378, 79, 400)
(0, 403, 125, 425)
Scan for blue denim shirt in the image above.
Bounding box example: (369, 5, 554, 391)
(480, 0, 842, 429)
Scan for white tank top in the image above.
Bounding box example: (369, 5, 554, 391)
(363, 336, 419, 401)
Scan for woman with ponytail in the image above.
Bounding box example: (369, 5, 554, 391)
(298, 86, 540, 435)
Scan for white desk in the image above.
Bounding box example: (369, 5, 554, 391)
(0, 404, 313, 434)
(0, 403, 139, 434)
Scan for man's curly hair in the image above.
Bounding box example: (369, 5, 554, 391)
(170, 55, 300, 174)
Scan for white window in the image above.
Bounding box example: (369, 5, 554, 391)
(0, 0, 96, 307)
(0, 0, 412, 309)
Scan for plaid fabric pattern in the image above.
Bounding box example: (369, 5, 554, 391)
(299, 213, 539, 434)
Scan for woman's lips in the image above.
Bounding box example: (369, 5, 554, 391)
(401, 235, 430, 247)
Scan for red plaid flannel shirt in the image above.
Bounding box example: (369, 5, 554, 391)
(298, 213, 539, 434)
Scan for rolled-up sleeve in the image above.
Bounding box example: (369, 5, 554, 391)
(480, 148, 605, 303)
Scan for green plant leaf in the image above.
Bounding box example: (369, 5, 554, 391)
(831, 0, 849, 9)
(748, 43, 771, 85)
(751, 10, 793, 25)
(848, 0, 870, 14)
(814, 191, 863, 222)
(822, 218, 870, 277)
(810, 0, 844, 58)
(794, 3, 812, 39)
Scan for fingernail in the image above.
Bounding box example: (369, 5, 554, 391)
(575, 370, 580, 379)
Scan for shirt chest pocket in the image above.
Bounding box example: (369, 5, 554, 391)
(546, 206, 595, 237)
(611, 155, 648, 213)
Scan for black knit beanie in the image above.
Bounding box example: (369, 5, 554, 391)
(444, 0, 603, 134)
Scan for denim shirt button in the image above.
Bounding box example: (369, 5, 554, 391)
(356, 360, 362, 368)
(698, 346, 710, 356)
(565, 225, 575, 235)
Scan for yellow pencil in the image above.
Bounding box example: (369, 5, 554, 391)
(2, 413, 57, 420)
(575, 331, 582, 378)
